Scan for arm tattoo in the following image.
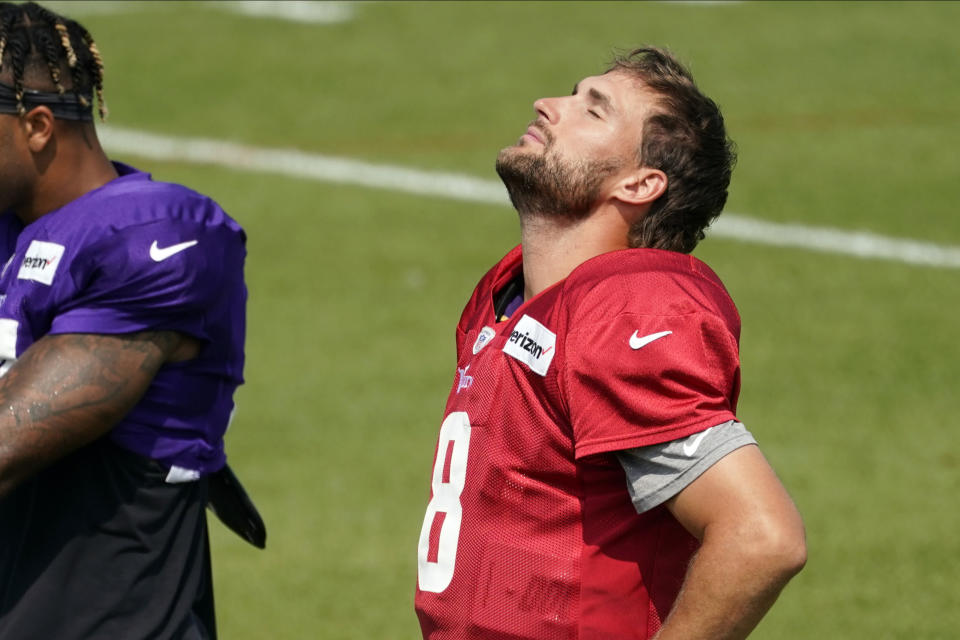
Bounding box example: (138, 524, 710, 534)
(0, 331, 184, 496)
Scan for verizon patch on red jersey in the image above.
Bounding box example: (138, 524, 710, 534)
(502, 314, 556, 376)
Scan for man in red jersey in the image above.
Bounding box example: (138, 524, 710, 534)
(415, 47, 806, 640)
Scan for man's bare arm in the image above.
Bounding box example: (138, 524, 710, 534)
(0, 331, 198, 497)
(653, 444, 807, 640)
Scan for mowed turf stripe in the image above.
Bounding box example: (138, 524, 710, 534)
(99, 124, 960, 269)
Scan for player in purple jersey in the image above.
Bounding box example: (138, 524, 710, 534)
(0, 3, 260, 638)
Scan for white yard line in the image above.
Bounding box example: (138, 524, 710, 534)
(43, 1, 136, 16)
(46, 1, 357, 23)
(710, 217, 960, 268)
(98, 124, 960, 269)
(209, 1, 356, 24)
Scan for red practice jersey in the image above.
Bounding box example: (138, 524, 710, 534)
(415, 245, 742, 639)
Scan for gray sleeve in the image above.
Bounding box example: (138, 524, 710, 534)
(614, 420, 757, 514)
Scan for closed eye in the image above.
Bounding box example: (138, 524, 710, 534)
(573, 82, 614, 119)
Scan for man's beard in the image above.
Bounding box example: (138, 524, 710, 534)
(495, 145, 621, 221)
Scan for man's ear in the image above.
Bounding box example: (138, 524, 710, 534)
(612, 168, 667, 206)
(21, 105, 55, 153)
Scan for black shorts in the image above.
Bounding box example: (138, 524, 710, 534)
(0, 438, 216, 639)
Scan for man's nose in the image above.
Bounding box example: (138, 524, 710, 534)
(533, 96, 561, 124)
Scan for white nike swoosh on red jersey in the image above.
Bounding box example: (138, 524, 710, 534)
(629, 330, 672, 350)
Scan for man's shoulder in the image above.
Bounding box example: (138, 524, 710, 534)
(106, 175, 239, 231)
(569, 247, 725, 288)
(51, 163, 241, 240)
(561, 248, 738, 324)
(14, 167, 246, 289)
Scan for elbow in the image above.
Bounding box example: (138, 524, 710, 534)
(710, 511, 806, 585)
(770, 527, 807, 581)
(745, 515, 808, 582)
(787, 524, 808, 576)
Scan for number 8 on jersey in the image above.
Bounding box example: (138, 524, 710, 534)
(417, 411, 472, 593)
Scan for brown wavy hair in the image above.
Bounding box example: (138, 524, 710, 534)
(609, 47, 736, 253)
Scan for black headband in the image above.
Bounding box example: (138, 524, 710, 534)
(0, 80, 93, 121)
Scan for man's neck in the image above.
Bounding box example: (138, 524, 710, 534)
(518, 204, 633, 300)
(17, 127, 118, 225)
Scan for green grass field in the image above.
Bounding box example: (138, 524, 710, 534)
(49, 1, 960, 638)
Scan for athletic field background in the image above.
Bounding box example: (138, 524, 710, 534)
(51, 2, 958, 638)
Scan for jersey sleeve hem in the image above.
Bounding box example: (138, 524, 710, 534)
(573, 411, 737, 460)
(49, 311, 205, 340)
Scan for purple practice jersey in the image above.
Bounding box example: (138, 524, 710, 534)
(0, 163, 246, 478)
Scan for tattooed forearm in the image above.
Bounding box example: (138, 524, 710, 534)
(0, 331, 187, 496)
